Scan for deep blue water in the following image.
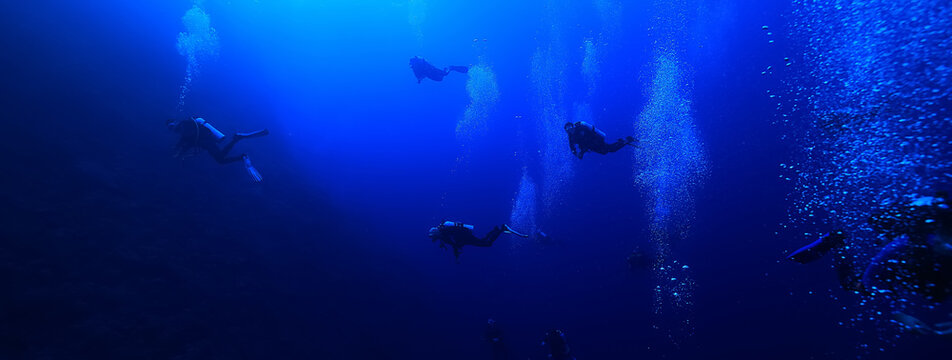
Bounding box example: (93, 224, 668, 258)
(1, 0, 950, 359)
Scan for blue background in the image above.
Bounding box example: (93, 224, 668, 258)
(0, 0, 948, 358)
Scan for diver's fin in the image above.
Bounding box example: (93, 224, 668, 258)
(242, 155, 263, 183)
(502, 224, 529, 238)
(625, 136, 639, 147)
(449, 65, 469, 74)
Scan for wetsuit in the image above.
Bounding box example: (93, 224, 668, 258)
(566, 121, 633, 158)
(432, 222, 507, 258)
(410, 56, 468, 83)
(172, 118, 243, 164)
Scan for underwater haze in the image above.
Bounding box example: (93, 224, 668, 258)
(1, 0, 950, 359)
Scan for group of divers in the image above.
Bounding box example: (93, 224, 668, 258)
(167, 56, 631, 359)
(166, 57, 949, 357)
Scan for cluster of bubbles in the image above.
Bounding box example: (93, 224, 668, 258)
(572, 103, 594, 129)
(530, 13, 575, 213)
(782, 0, 952, 352)
(573, 38, 599, 130)
(581, 38, 600, 97)
(515, 0, 610, 244)
(585, 0, 620, 99)
(176, 4, 219, 109)
(593, 0, 621, 34)
(633, 51, 708, 339)
(456, 64, 500, 143)
(509, 169, 539, 249)
(407, 0, 426, 44)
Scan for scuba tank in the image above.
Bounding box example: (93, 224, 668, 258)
(194, 117, 226, 142)
(442, 221, 475, 231)
(578, 121, 606, 139)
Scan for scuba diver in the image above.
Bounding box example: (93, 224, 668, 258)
(167, 117, 270, 182)
(860, 193, 951, 302)
(409, 56, 469, 83)
(626, 246, 653, 271)
(484, 318, 509, 360)
(564, 121, 636, 159)
(785, 193, 952, 301)
(541, 329, 576, 360)
(427, 221, 528, 259)
(535, 230, 558, 246)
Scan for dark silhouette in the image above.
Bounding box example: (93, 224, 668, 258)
(564, 121, 636, 159)
(627, 246, 654, 271)
(785, 231, 847, 263)
(542, 329, 576, 360)
(167, 117, 269, 182)
(787, 194, 951, 299)
(861, 194, 951, 301)
(484, 318, 509, 360)
(427, 221, 527, 258)
(834, 252, 865, 292)
(409, 56, 468, 83)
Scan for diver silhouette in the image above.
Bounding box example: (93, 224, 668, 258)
(409, 56, 468, 83)
(786, 193, 952, 301)
(427, 221, 528, 259)
(564, 121, 637, 159)
(167, 117, 269, 182)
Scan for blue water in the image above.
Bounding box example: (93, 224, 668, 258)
(1, 0, 950, 358)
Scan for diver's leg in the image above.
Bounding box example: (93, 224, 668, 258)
(203, 144, 233, 164)
(206, 144, 241, 164)
(624, 136, 637, 147)
(604, 139, 629, 153)
(218, 137, 241, 159)
(587, 141, 612, 154)
(220, 129, 269, 158)
(213, 153, 244, 164)
(471, 228, 504, 247)
(222, 155, 244, 164)
(235, 129, 270, 140)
